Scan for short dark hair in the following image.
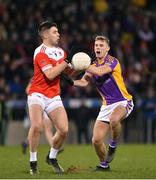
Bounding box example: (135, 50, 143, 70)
(95, 35, 110, 46)
(38, 21, 57, 35)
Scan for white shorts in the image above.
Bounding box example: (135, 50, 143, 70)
(97, 100, 134, 123)
(27, 93, 63, 115)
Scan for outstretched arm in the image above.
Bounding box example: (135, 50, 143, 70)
(74, 72, 92, 87)
(87, 64, 112, 77)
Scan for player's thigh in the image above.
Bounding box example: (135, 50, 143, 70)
(93, 120, 109, 141)
(110, 105, 127, 123)
(48, 107, 68, 133)
(28, 104, 43, 127)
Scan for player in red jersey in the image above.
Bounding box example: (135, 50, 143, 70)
(22, 80, 64, 156)
(27, 21, 71, 175)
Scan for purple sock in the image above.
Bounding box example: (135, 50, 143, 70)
(109, 139, 117, 148)
(100, 161, 108, 168)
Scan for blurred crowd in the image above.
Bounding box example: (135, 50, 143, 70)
(0, 0, 156, 142)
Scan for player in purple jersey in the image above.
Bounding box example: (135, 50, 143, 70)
(73, 35, 134, 171)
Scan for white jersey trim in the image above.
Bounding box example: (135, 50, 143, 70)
(42, 64, 53, 72)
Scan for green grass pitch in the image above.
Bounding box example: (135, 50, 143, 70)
(0, 144, 156, 179)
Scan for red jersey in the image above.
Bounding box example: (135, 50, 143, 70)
(28, 44, 66, 98)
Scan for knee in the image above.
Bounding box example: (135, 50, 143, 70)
(92, 136, 101, 146)
(31, 123, 43, 134)
(109, 116, 120, 129)
(59, 126, 68, 138)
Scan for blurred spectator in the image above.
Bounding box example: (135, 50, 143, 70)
(142, 87, 156, 143)
(74, 100, 90, 144)
(0, 77, 10, 144)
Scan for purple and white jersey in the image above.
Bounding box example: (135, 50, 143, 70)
(92, 54, 132, 105)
